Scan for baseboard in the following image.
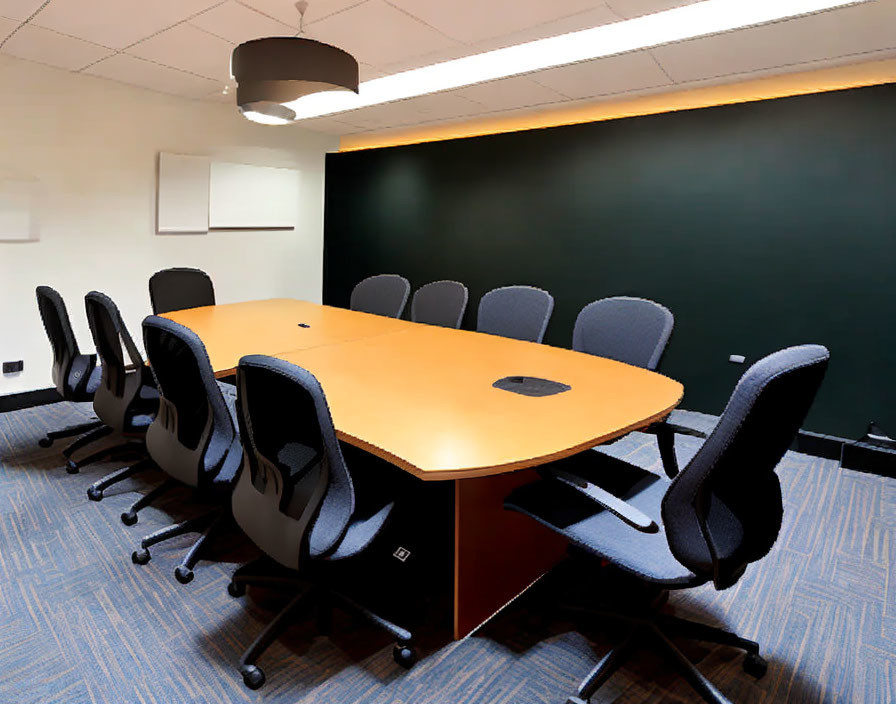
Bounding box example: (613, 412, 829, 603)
(792, 429, 896, 479)
(791, 430, 844, 461)
(0, 388, 62, 413)
(840, 441, 896, 479)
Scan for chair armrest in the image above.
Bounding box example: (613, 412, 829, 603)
(644, 420, 707, 479)
(657, 422, 708, 439)
(547, 468, 659, 533)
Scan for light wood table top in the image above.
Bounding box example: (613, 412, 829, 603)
(162, 298, 412, 376)
(165, 299, 683, 480)
(277, 324, 683, 480)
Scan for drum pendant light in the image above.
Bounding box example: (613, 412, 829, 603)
(231, 1, 359, 125)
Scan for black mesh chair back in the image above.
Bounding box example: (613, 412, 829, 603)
(149, 267, 215, 315)
(350, 274, 411, 318)
(411, 280, 468, 328)
(143, 316, 239, 491)
(233, 356, 354, 570)
(36, 286, 96, 400)
(477, 285, 554, 343)
(662, 344, 829, 589)
(573, 296, 674, 370)
(85, 292, 157, 433)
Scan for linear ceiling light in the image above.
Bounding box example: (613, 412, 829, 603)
(285, 0, 869, 120)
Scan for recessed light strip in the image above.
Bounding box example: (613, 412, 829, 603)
(286, 0, 869, 119)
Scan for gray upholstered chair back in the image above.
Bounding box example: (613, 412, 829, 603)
(233, 356, 355, 570)
(662, 344, 829, 590)
(143, 316, 237, 490)
(350, 274, 411, 318)
(85, 291, 154, 432)
(477, 285, 554, 343)
(411, 280, 468, 328)
(573, 296, 674, 370)
(149, 267, 215, 315)
(36, 285, 93, 399)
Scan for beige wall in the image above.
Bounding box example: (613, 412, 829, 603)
(0, 54, 338, 395)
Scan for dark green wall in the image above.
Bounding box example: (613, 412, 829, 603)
(324, 84, 896, 438)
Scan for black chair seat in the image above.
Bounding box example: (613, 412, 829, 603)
(506, 452, 703, 588)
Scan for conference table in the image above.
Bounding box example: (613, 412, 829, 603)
(163, 298, 683, 639)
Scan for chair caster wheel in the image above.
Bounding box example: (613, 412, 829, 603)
(174, 566, 194, 584)
(87, 486, 103, 501)
(65, 460, 79, 474)
(131, 548, 151, 565)
(241, 665, 265, 690)
(743, 652, 768, 679)
(38, 437, 53, 448)
(227, 581, 245, 598)
(393, 643, 417, 669)
(121, 511, 138, 526)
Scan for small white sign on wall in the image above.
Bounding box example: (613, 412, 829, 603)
(0, 179, 40, 242)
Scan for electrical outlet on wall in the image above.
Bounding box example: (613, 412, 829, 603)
(2, 360, 24, 374)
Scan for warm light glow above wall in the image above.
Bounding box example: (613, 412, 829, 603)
(337, 59, 896, 152)
(287, 0, 869, 120)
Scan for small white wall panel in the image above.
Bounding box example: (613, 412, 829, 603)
(0, 179, 40, 242)
(209, 162, 299, 229)
(157, 152, 210, 234)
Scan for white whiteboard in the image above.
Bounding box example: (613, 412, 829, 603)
(209, 162, 299, 229)
(0, 179, 40, 242)
(157, 153, 210, 234)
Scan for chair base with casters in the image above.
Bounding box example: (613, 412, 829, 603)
(120, 479, 179, 525)
(227, 556, 417, 690)
(60, 424, 111, 458)
(561, 576, 767, 704)
(65, 440, 144, 474)
(131, 507, 227, 585)
(86, 457, 155, 501)
(39, 418, 104, 448)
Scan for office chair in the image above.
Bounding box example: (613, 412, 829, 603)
(573, 296, 674, 370)
(35, 286, 105, 451)
(505, 344, 830, 704)
(128, 316, 243, 583)
(77, 292, 158, 496)
(477, 285, 554, 343)
(410, 280, 468, 328)
(572, 296, 703, 469)
(226, 355, 416, 690)
(350, 274, 411, 318)
(149, 267, 215, 315)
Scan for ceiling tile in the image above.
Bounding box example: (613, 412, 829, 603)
(127, 23, 234, 81)
(203, 86, 234, 101)
(337, 91, 482, 129)
(242, 0, 362, 27)
(307, 0, 459, 67)
(85, 53, 220, 97)
(1, 23, 113, 70)
(605, 0, 702, 20)
(0, 0, 44, 21)
(294, 116, 358, 134)
(530, 49, 671, 99)
(32, 0, 222, 49)
(450, 75, 567, 112)
(0, 15, 17, 39)
(652, 2, 896, 83)
(189, 1, 294, 43)
(385, 0, 602, 44)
